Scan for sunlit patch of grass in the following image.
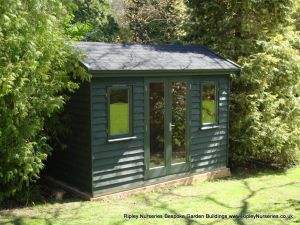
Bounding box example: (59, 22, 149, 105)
(1, 166, 300, 225)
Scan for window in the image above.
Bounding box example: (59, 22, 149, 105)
(201, 83, 218, 125)
(108, 86, 132, 137)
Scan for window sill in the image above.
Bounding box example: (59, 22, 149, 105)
(200, 125, 220, 130)
(107, 136, 137, 143)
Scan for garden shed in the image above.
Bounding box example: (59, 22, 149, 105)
(46, 42, 240, 199)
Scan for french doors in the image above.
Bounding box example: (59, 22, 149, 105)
(145, 78, 190, 179)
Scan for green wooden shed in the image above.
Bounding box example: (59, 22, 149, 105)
(46, 42, 240, 199)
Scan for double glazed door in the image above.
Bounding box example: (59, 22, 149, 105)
(145, 78, 190, 179)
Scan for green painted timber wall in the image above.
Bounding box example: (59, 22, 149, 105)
(45, 82, 92, 194)
(91, 75, 230, 196)
(190, 76, 229, 173)
(91, 77, 145, 195)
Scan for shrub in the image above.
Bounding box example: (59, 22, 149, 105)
(229, 32, 300, 167)
(0, 0, 88, 202)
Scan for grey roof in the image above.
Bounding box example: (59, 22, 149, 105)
(75, 42, 240, 72)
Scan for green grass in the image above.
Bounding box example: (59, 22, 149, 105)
(1, 166, 300, 225)
(202, 100, 217, 124)
(110, 103, 129, 135)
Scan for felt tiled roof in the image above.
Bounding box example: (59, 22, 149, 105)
(75, 42, 240, 72)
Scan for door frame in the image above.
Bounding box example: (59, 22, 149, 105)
(144, 77, 191, 180)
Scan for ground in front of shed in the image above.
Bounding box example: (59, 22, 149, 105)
(1, 165, 299, 225)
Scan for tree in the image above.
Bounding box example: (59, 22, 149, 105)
(124, 0, 187, 44)
(230, 32, 300, 166)
(186, 0, 300, 166)
(293, 2, 300, 31)
(0, 0, 88, 201)
(66, 0, 125, 42)
(186, 0, 296, 59)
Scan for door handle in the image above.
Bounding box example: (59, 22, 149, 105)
(169, 123, 175, 132)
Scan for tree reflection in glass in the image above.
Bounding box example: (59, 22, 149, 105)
(171, 82, 187, 164)
(149, 83, 165, 168)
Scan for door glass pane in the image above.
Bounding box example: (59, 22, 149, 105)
(201, 84, 217, 124)
(171, 82, 187, 164)
(109, 89, 129, 136)
(149, 83, 165, 168)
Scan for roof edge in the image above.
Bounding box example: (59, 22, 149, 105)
(199, 46, 241, 69)
(86, 68, 240, 78)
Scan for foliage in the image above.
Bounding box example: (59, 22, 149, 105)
(186, 0, 300, 167)
(0, 0, 89, 202)
(66, 0, 130, 42)
(293, 2, 300, 31)
(230, 32, 300, 166)
(124, 0, 187, 44)
(186, 0, 295, 60)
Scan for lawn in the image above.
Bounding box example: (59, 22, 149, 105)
(1, 166, 300, 225)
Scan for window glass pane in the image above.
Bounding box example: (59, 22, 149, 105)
(171, 82, 187, 164)
(149, 82, 165, 168)
(202, 84, 217, 124)
(109, 89, 129, 136)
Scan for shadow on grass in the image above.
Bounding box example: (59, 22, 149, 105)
(0, 212, 53, 225)
(0, 201, 87, 225)
(0, 178, 85, 211)
(0, 167, 298, 225)
(140, 178, 300, 225)
(140, 194, 205, 225)
(228, 167, 288, 180)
